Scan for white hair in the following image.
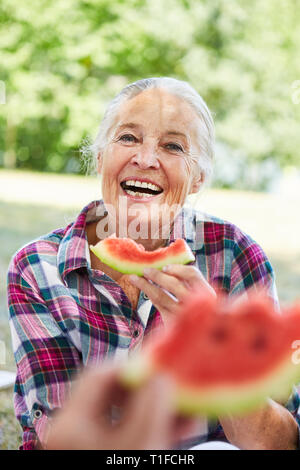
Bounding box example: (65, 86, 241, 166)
(81, 77, 215, 185)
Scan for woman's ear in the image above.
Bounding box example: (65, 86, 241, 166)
(189, 170, 204, 194)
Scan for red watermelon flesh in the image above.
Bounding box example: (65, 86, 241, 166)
(155, 294, 287, 385)
(90, 236, 195, 275)
(123, 290, 300, 416)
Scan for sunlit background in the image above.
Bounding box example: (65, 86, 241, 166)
(0, 0, 300, 449)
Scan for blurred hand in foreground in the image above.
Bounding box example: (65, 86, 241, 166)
(43, 366, 194, 450)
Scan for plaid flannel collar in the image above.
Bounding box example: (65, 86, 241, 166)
(57, 199, 203, 284)
(57, 200, 99, 284)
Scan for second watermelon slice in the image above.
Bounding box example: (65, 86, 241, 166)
(122, 290, 300, 417)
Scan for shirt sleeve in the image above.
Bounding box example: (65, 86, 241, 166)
(284, 386, 300, 449)
(229, 227, 300, 447)
(229, 226, 279, 308)
(7, 255, 82, 450)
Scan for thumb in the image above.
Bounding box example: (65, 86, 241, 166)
(72, 365, 122, 419)
(121, 375, 175, 449)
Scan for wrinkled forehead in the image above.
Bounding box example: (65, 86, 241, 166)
(112, 88, 202, 143)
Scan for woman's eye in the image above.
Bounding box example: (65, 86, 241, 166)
(165, 142, 183, 152)
(119, 134, 137, 143)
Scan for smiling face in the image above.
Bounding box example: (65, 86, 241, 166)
(97, 88, 204, 243)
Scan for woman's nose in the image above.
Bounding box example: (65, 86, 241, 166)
(130, 144, 160, 169)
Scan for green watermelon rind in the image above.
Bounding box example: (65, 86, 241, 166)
(121, 353, 300, 417)
(174, 359, 300, 417)
(90, 242, 195, 276)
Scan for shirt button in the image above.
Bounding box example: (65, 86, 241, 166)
(143, 292, 149, 300)
(33, 409, 43, 420)
(133, 329, 140, 338)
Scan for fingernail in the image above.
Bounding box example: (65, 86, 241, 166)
(129, 275, 139, 283)
(143, 268, 152, 276)
(162, 265, 170, 272)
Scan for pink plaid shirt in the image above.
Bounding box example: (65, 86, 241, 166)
(8, 199, 297, 451)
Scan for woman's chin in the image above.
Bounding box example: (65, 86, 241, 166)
(103, 191, 182, 240)
(117, 190, 169, 219)
(121, 206, 179, 242)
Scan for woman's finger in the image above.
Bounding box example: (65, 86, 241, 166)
(120, 375, 175, 449)
(162, 264, 216, 295)
(143, 267, 189, 301)
(129, 275, 179, 316)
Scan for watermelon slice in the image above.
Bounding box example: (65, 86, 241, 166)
(122, 290, 300, 417)
(90, 236, 195, 276)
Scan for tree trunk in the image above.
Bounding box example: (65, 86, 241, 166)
(4, 115, 17, 169)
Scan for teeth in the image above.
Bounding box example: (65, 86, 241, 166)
(124, 189, 152, 198)
(123, 179, 161, 191)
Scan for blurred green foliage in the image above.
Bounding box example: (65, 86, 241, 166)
(0, 0, 299, 183)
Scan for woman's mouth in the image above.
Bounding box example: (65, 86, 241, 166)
(120, 178, 163, 199)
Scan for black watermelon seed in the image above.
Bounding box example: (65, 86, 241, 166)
(210, 327, 228, 342)
(250, 336, 267, 351)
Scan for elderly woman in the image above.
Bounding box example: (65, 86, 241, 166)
(7, 77, 300, 450)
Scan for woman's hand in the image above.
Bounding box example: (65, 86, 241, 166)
(129, 264, 216, 322)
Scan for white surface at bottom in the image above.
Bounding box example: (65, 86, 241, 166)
(189, 441, 239, 450)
